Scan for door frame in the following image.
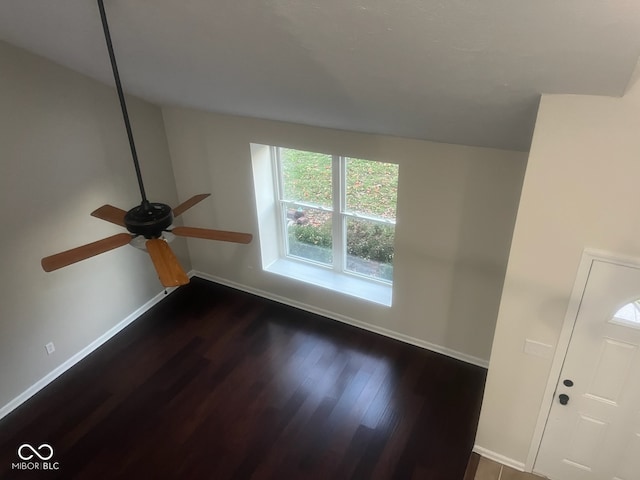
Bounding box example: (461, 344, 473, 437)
(526, 248, 640, 473)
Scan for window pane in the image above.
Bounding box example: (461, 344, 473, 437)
(346, 158, 398, 219)
(280, 148, 332, 209)
(611, 300, 640, 329)
(346, 217, 394, 281)
(286, 207, 332, 265)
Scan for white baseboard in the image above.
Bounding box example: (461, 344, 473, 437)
(193, 271, 490, 369)
(1, 271, 488, 422)
(473, 445, 526, 472)
(0, 282, 185, 421)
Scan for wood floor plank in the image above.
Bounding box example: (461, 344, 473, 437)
(0, 278, 486, 479)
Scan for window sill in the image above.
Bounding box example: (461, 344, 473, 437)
(265, 258, 393, 307)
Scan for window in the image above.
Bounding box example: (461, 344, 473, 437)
(251, 144, 399, 306)
(276, 146, 398, 282)
(612, 299, 640, 329)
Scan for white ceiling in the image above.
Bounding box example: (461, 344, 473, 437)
(1, 0, 640, 151)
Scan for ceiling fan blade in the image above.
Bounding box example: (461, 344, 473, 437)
(145, 239, 190, 287)
(91, 204, 127, 227)
(172, 226, 253, 244)
(41, 233, 132, 272)
(172, 194, 211, 218)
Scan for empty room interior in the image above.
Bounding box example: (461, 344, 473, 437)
(2, 1, 640, 479)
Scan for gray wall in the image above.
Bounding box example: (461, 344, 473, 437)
(162, 107, 527, 365)
(0, 41, 189, 412)
(476, 87, 640, 467)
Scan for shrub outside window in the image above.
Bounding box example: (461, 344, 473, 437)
(275, 147, 398, 283)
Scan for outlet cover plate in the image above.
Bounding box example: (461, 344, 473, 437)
(524, 339, 553, 358)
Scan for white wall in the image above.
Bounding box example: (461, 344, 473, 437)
(0, 41, 189, 412)
(476, 88, 640, 465)
(162, 107, 527, 365)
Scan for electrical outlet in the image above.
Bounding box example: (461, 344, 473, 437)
(45, 342, 55, 355)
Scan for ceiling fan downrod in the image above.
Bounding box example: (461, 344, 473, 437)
(97, 0, 148, 207)
(40, 1, 251, 285)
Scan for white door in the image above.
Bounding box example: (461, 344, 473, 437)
(535, 259, 640, 479)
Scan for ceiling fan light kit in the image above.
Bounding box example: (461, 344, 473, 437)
(40, 0, 252, 287)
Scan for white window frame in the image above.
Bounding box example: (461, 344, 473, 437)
(250, 143, 394, 307)
(271, 146, 396, 285)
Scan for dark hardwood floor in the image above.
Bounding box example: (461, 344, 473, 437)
(0, 278, 486, 479)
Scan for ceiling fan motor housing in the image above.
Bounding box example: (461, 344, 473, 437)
(125, 202, 173, 238)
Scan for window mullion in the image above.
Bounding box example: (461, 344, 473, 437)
(332, 155, 345, 273)
(273, 147, 289, 258)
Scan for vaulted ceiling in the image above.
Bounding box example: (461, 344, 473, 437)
(1, 0, 639, 151)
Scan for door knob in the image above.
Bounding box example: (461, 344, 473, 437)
(559, 393, 570, 405)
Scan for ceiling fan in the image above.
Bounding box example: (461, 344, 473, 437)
(41, 0, 252, 288)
